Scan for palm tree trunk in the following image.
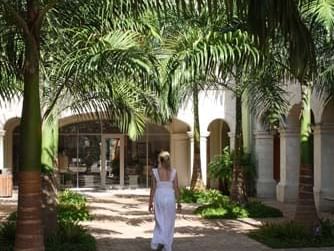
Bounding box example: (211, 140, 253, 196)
(16, 56, 44, 251)
(190, 86, 204, 190)
(14, 1, 44, 250)
(294, 82, 318, 230)
(230, 94, 247, 203)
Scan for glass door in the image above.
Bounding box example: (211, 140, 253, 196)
(101, 134, 124, 188)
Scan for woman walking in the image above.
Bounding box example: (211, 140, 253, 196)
(149, 151, 181, 251)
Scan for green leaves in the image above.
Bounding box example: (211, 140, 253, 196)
(208, 146, 233, 181)
(303, 0, 334, 33)
(41, 1, 169, 138)
(247, 61, 289, 130)
(57, 190, 91, 223)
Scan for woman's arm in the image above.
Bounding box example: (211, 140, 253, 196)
(173, 172, 181, 211)
(149, 171, 156, 212)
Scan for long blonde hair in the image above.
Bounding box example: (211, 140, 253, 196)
(158, 151, 170, 169)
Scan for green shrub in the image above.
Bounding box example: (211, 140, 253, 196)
(58, 190, 87, 205)
(180, 188, 229, 206)
(196, 189, 228, 207)
(6, 212, 17, 222)
(249, 221, 334, 248)
(319, 218, 334, 238)
(57, 190, 91, 223)
(3, 190, 91, 225)
(179, 188, 200, 203)
(191, 189, 283, 219)
(0, 221, 15, 251)
(240, 152, 257, 197)
(0, 220, 96, 251)
(46, 222, 96, 251)
(208, 147, 233, 194)
(196, 203, 249, 219)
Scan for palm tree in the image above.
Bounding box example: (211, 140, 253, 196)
(0, 1, 49, 249)
(160, 9, 259, 191)
(292, 0, 334, 229)
(146, 0, 316, 79)
(247, 0, 334, 229)
(42, 0, 174, 235)
(0, 1, 170, 250)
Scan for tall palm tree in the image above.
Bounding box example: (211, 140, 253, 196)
(292, 0, 334, 229)
(160, 9, 259, 190)
(247, 0, 334, 229)
(0, 1, 169, 250)
(0, 1, 48, 249)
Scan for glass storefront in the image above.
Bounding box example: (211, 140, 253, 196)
(125, 132, 170, 188)
(11, 120, 170, 189)
(58, 120, 170, 188)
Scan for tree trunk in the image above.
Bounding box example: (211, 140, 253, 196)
(230, 94, 247, 203)
(14, 1, 45, 250)
(294, 82, 318, 230)
(190, 87, 204, 191)
(15, 60, 44, 251)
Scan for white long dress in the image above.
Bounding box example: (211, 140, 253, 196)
(151, 168, 177, 251)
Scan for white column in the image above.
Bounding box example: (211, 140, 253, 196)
(228, 132, 235, 151)
(120, 135, 125, 187)
(200, 131, 210, 187)
(186, 131, 194, 183)
(0, 130, 5, 172)
(171, 133, 190, 187)
(276, 129, 299, 202)
(314, 125, 334, 211)
(254, 131, 276, 198)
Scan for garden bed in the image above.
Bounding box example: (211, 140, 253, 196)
(180, 188, 283, 219)
(0, 190, 95, 251)
(248, 220, 334, 249)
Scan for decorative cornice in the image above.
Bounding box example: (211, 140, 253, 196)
(200, 131, 210, 138)
(279, 128, 299, 136)
(254, 131, 274, 139)
(171, 133, 188, 140)
(313, 124, 334, 135)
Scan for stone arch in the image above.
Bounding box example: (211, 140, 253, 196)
(2, 118, 21, 184)
(59, 113, 101, 128)
(321, 100, 334, 124)
(168, 118, 191, 134)
(283, 103, 315, 129)
(206, 119, 231, 190)
(314, 99, 334, 211)
(285, 104, 301, 130)
(207, 119, 230, 159)
(0, 99, 22, 130)
(277, 103, 314, 202)
(202, 115, 235, 138)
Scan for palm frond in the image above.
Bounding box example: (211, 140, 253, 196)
(0, 12, 23, 103)
(303, 0, 334, 33)
(247, 59, 290, 130)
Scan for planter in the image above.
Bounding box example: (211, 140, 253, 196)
(0, 174, 13, 197)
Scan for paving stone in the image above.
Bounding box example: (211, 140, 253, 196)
(1, 189, 334, 251)
(81, 189, 334, 251)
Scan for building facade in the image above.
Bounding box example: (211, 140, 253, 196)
(0, 85, 333, 212)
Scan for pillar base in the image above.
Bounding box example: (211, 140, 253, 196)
(276, 182, 298, 202)
(314, 189, 334, 212)
(256, 179, 276, 198)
